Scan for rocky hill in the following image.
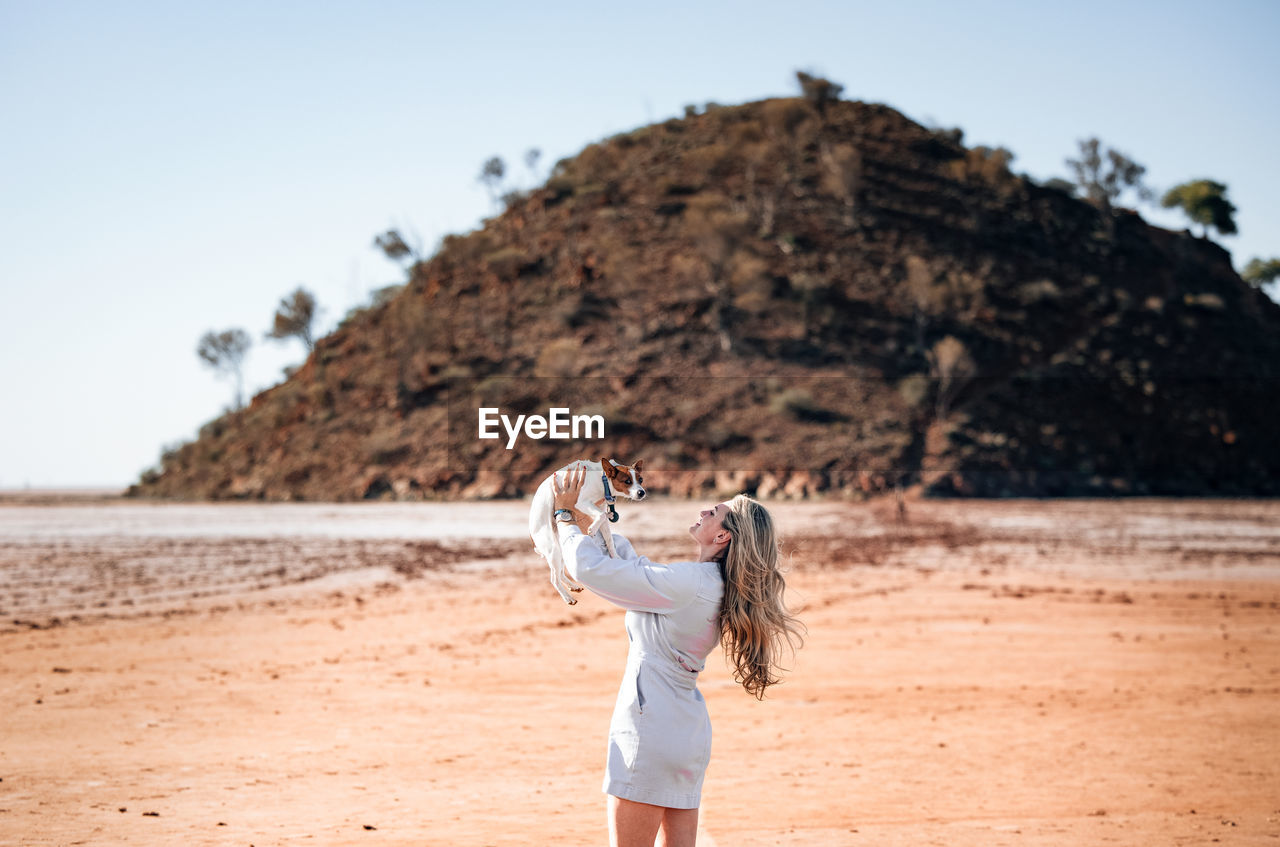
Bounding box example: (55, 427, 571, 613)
(131, 96, 1280, 500)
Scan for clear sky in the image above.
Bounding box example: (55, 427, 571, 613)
(2, 0, 1277, 488)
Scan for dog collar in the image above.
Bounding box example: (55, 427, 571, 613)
(601, 473, 620, 523)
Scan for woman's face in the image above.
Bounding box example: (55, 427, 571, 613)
(690, 502, 731, 547)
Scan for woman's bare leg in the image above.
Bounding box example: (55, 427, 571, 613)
(657, 806, 699, 847)
(608, 795, 664, 847)
(608, 795, 700, 847)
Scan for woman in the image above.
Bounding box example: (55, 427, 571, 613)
(553, 465, 804, 847)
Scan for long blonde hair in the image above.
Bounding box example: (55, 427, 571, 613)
(716, 495, 805, 699)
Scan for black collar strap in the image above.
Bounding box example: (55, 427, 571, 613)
(600, 472, 620, 523)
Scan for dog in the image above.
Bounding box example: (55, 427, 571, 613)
(529, 457, 646, 605)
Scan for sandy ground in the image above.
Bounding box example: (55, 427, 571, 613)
(1, 497, 1278, 846)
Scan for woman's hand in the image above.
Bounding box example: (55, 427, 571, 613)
(552, 464, 587, 511)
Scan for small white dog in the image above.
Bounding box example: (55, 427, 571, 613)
(529, 457, 646, 604)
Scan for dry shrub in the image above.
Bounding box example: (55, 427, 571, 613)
(947, 145, 1017, 186)
(613, 125, 651, 148)
(685, 143, 738, 180)
(905, 255, 991, 321)
(685, 194, 752, 270)
(820, 143, 861, 206)
(705, 421, 748, 450)
(943, 267, 989, 317)
(535, 337, 586, 377)
(928, 335, 976, 418)
(306, 381, 333, 409)
(471, 375, 516, 406)
(440, 363, 474, 381)
(791, 271, 834, 336)
(1016, 278, 1062, 304)
(769, 387, 831, 421)
(761, 98, 810, 138)
(729, 254, 772, 313)
(669, 252, 705, 286)
(930, 335, 975, 380)
(573, 182, 610, 202)
(597, 234, 642, 287)
(740, 140, 784, 235)
(386, 294, 445, 374)
(544, 174, 576, 200)
(683, 195, 756, 352)
(1184, 292, 1225, 311)
(403, 349, 439, 392)
(790, 271, 830, 296)
(743, 140, 779, 175)
(727, 120, 765, 146)
(897, 374, 930, 409)
(483, 247, 529, 279)
(439, 230, 495, 265)
(905, 254, 939, 313)
(568, 142, 622, 184)
(365, 431, 411, 466)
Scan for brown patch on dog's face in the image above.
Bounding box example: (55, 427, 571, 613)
(601, 457, 644, 487)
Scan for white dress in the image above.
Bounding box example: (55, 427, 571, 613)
(559, 525, 724, 809)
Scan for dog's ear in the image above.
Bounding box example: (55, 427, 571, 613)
(600, 457, 614, 476)
(633, 459, 644, 472)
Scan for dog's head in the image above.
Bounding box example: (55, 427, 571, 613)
(602, 457, 646, 501)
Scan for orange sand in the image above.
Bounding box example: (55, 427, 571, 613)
(2, 498, 1278, 845)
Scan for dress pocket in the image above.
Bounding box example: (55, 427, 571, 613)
(611, 726, 641, 771)
(632, 665, 646, 715)
(609, 663, 646, 772)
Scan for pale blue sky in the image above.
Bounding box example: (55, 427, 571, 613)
(2, 0, 1277, 488)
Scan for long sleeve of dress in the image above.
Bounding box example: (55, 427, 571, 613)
(559, 525, 699, 614)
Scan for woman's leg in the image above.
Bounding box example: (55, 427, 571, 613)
(608, 795, 700, 847)
(608, 795, 663, 847)
(657, 806, 699, 847)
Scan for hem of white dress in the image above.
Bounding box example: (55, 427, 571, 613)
(604, 781, 701, 810)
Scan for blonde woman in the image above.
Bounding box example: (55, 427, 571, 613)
(553, 465, 804, 847)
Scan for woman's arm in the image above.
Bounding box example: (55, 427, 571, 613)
(609, 531, 638, 560)
(549, 464, 599, 534)
(553, 466, 697, 613)
(558, 525, 698, 613)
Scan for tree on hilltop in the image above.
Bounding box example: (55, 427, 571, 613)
(197, 328, 252, 411)
(478, 155, 507, 209)
(1161, 180, 1238, 238)
(374, 229, 420, 266)
(795, 70, 844, 116)
(1065, 137, 1153, 212)
(524, 147, 542, 182)
(266, 287, 318, 352)
(1241, 257, 1280, 288)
